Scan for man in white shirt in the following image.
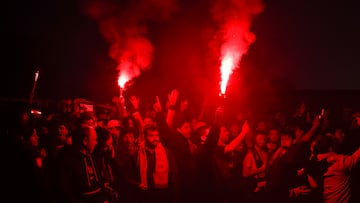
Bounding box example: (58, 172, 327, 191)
(313, 135, 360, 203)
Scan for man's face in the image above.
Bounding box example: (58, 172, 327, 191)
(97, 120, 105, 128)
(145, 130, 160, 148)
(229, 124, 240, 137)
(219, 126, 230, 143)
(127, 119, 135, 128)
(41, 126, 49, 135)
(109, 127, 120, 138)
(281, 134, 294, 149)
(58, 125, 69, 137)
(255, 134, 266, 149)
(85, 128, 97, 153)
(144, 117, 153, 126)
(107, 120, 121, 138)
(295, 128, 304, 140)
(200, 128, 210, 142)
(334, 129, 345, 143)
(103, 136, 114, 157)
(29, 129, 39, 147)
(256, 121, 266, 131)
(122, 133, 135, 146)
(104, 136, 113, 151)
(21, 112, 29, 123)
(178, 122, 191, 139)
(268, 129, 280, 143)
(82, 119, 96, 128)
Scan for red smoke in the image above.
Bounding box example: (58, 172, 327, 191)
(211, 0, 264, 95)
(82, 0, 178, 88)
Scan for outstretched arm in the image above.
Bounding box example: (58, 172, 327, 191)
(224, 121, 250, 154)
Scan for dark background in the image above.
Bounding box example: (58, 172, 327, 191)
(4, 0, 360, 114)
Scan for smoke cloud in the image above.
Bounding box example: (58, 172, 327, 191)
(210, 0, 264, 93)
(82, 0, 178, 86)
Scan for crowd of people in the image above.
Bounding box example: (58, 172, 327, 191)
(2, 89, 360, 203)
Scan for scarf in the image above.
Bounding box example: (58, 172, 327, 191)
(84, 155, 99, 188)
(138, 143, 169, 189)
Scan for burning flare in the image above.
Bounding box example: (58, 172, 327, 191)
(118, 75, 129, 89)
(211, 0, 264, 95)
(83, 0, 178, 91)
(220, 53, 238, 95)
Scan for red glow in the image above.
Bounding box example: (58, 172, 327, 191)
(212, 0, 264, 95)
(220, 54, 235, 95)
(30, 109, 42, 118)
(83, 0, 177, 94)
(118, 74, 129, 89)
(218, 20, 255, 95)
(30, 110, 42, 115)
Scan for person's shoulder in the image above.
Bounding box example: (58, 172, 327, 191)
(324, 154, 351, 172)
(327, 154, 344, 163)
(243, 150, 254, 161)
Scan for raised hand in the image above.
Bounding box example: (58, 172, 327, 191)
(241, 120, 250, 135)
(299, 102, 306, 115)
(180, 99, 188, 112)
(138, 183, 148, 190)
(153, 96, 162, 113)
(294, 101, 306, 117)
(168, 89, 179, 106)
(129, 96, 140, 110)
(40, 148, 47, 159)
(112, 96, 125, 107)
(312, 115, 321, 129)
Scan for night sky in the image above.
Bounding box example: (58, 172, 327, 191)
(6, 0, 360, 104)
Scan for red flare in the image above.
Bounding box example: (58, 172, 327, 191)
(220, 54, 235, 95)
(118, 75, 129, 89)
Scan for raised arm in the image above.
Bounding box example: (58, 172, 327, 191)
(112, 96, 128, 119)
(224, 121, 250, 154)
(129, 96, 145, 142)
(300, 116, 321, 143)
(344, 146, 360, 171)
(293, 101, 306, 118)
(166, 89, 178, 128)
(153, 92, 181, 149)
